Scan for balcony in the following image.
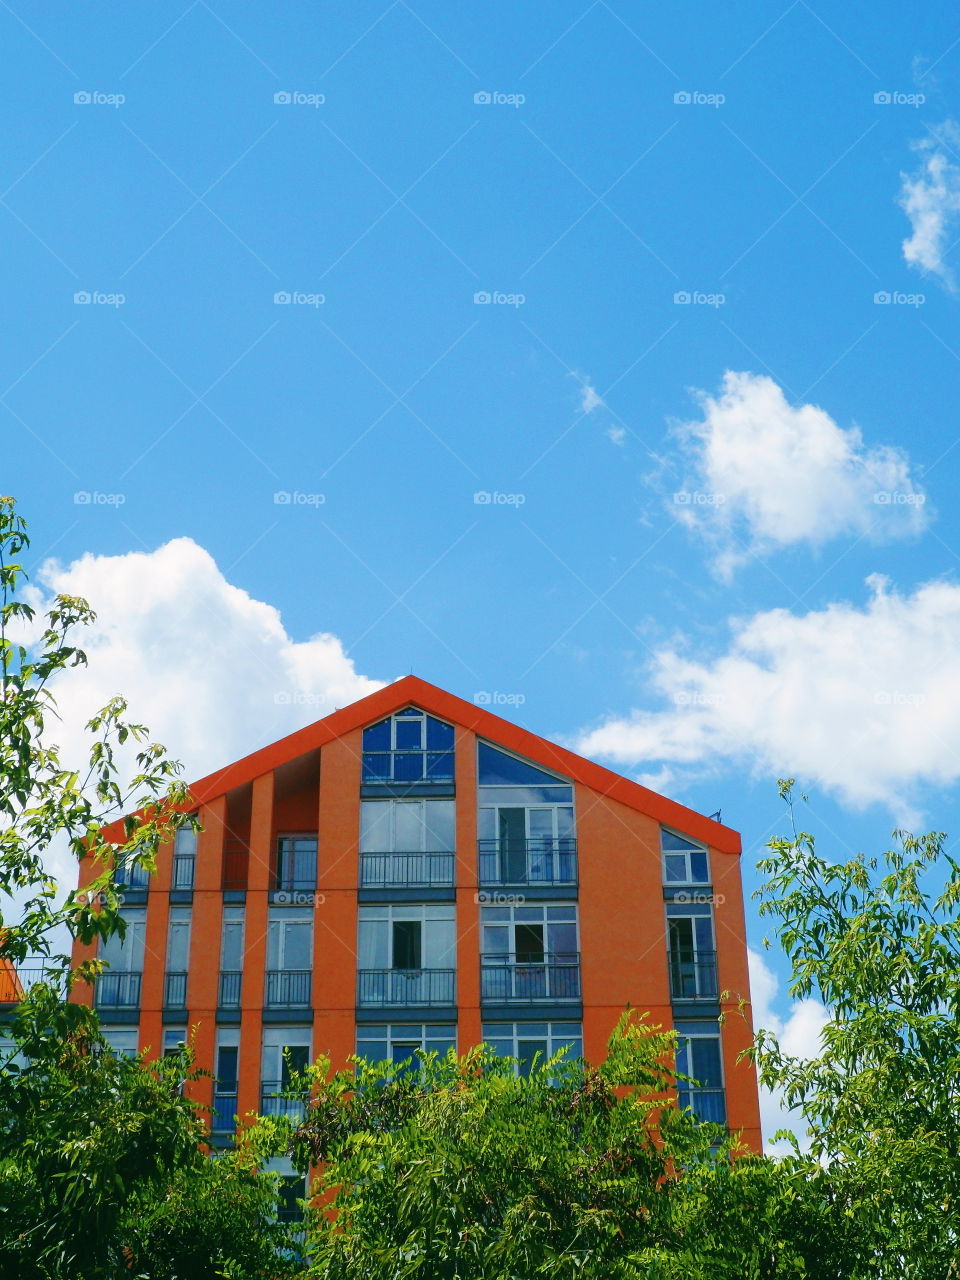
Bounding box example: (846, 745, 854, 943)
(260, 1080, 308, 1121)
(96, 971, 142, 1009)
(274, 841, 317, 893)
(164, 971, 187, 1008)
(480, 953, 581, 1003)
(219, 970, 242, 1008)
(0, 967, 64, 1004)
(172, 854, 195, 891)
(359, 851, 454, 889)
(362, 750, 454, 786)
(478, 838, 577, 888)
(212, 1091, 237, 1132)
(357, 968, 456, 1007)
(668, 950, 718, 1001)
(678, 1087, 726, 1125)
(265, 969, 311, 1010)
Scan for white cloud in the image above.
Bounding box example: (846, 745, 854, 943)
(673, 371, 929, 578)
(748, 948, 828, 1152)
(900, 122, 960, 289)
(580, 382, 604, 413)
(578, 574, 960, 814)
(606, 425, 626, 446)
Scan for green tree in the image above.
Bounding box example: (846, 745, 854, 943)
(754, 781, 960, 1278)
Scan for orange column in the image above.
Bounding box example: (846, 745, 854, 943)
(454, 726, 481, 1052)
(184, 797, 227, 1113)
(139, 828, 175, 1057)
(313, 731, 362, 1071)
(70, 846, 107, 1008)
(237, 772, 273, 1126)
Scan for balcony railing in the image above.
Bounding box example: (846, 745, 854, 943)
(667, 950, 718, 1000)
(480, 953, 581, 1003)
(359, 851, 455, 888)
(362, 750, 454, 785)
(164, 971, 187, 1008)
(274, 858, 317, 893)
(212, 1091, 237, 1131)
(96, 971, 142, 1008)
(121, 862, 151, 890)
(222, 842, 248, 891)
(357, 968, 456, 1007)
(265, 969, 312, 1009)
(172, 854, 195, 890)
(478, 838, 577, 887)
(260, 1081, 308, 1120)
(679, 1087, 726, 1125)
(219, 970, 242, 1007)
(0, 967, 64, 1004)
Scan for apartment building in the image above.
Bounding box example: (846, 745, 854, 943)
(70, 676, 762, 1158)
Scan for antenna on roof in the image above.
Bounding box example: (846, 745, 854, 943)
(709, 809, 722, 822)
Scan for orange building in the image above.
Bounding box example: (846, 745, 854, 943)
(71, 676, 762, 1165)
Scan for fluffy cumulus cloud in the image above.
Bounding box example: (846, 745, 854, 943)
(748, 948, 828, 1152)
(578, 574, 960, 814)
(673, 372, 929, 578)
(20, 537, 384, 788)
(900, 122, 960, 289)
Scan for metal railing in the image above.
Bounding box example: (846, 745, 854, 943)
(362, 750, 455, 784)
(212, 1091, 237, 1131)
(172, 854, 195, 890)
(480, 953, 581, 1002)
(260, 1081, 308, 1120)
(667, 950, 718, 1000)
(164, 971, 187, 1007)
(274, 854, 317, 892)
(121, 863, 151, 890)
(359, 851, 455, 888)
(678, 1088, 726, 1125)
(96, 971, 142, 1008)
(219, 970, 242, 1007)
(0, 967, 64, 1003)
(357, 968, 456, 1007)
(478, 838, 577, 887)
(265, 969, 312, 1009)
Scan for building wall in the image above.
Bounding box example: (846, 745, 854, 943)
(71, 702, 762, 1151)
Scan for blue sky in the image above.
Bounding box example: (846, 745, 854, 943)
(7, 2, 960, 1136)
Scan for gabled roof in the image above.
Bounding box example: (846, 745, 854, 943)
(181, 676, 740, 854)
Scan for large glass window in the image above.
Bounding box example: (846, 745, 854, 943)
(213, 1029, 240, 1132)
(362, 708, 454, 784)
(98, 909, 146, 1007)
(357, 905, 456, 1005)
(266, 909, 312, 1008)
(275, 834, 317, 891)
(356, 1023, 457, 1072)
(101, 1028, 139, 1057)
(173, 826, 197, 890)
(480, 904, 580, 1001)
(482, 1021, 583, 1076)
(219, 906, 244, 1007)
(360, 799, 455, 887)
(675, 1020, 726, 1124)
(666, 904, 717, 1000)
(661, 829, 710, 886)
(165, 908, 191, 1008)
(478, 744, 576, 885)
(261, 1026, 311, 1118)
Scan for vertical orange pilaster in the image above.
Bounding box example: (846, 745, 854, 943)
(185, 797, 226, 1115)
(139, 828, 174, 1058)
(313, 731, 362, 1071)
(237, 772, 274, 1126)
(70, 848, 104, 1007)
(454, 726, 481, 1052)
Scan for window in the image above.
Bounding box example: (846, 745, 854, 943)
(173, 826, 197, 890)
(360, 799, 455, 886)
(480, 904, 580, 1001)
(362, 708, 455, 784)
(98, 909, 146, 1007)
(213, 1029, 240, 1132)
(165, 907, 191, 1008)
(266, 909, 312, 1008)
(163, 1028, 187, 1058)
(101, 1028, 139, 1057)
(219, 906, 244, 1007)
(482, 1021, 583, 1076)
(666, 904, 717, 1000)
(661, 829, 710, 886)
(675, 1020, 726, 1124)
(261, 1027, 311, 1118)
(478, 745, 577, 885)
(356, 1023, 457, 1072)
(275, 834, 317, 891)
(357, 905, 456, 1005)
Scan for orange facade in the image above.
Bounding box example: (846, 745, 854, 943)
(70, 676, 762, 1152)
